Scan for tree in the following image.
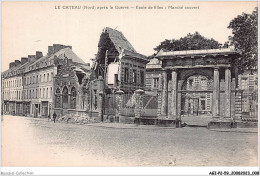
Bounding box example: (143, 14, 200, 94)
(154, 32, 222, 52)
(228, 7, 258, 74)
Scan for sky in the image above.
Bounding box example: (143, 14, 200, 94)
(1, 1, 257, 72)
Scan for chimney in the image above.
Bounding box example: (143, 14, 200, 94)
(9, 62, 16, 69)
(52, 44, 72, 54)
(14, 60, 21, 66)
(36, 51, 43, 59)
(21, 57, 28, 65)
(28, 55, 36, 63)
(48, 46, 54, 55)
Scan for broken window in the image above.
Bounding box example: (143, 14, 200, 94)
(76, 72, 85, 85)
(62, 86, 69, 108)
(70, 87, 77, 109)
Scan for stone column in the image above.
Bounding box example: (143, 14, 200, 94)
(98, 91, 104, 122)
(171, 69, 177, 118)
(212, 68, 220, 117)
(115, 90, 124, 123)
(224, 68, 231, 118)
(157, 73, 163, 116)
(161, 71, 168, 116)
(134, 89, 144, 124)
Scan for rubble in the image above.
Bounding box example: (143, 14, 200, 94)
(57, 113, 99, 124)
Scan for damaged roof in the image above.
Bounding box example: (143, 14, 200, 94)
(103, 27, 136, 53)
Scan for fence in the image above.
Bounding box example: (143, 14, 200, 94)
(141, 93, 158, 118)
(104, 93, 117, 116)
(241, 90, 258, 120)
(120, 93, 135, 117)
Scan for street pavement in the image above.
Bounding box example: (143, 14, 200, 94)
(1, 115, 258, 166)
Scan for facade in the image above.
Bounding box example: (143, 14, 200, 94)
(2, 44, 90, 118)
(2, 57, 31, 115)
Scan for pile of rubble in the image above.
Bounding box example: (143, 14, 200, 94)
(57, 113, 98, 124)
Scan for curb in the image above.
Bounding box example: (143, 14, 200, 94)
(209, 129, 258, 133)
(85, 124, 177, 130)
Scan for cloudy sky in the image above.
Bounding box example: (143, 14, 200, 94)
(2, 1, 257, 71)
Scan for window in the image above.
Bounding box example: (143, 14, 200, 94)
(47, 73, 49, 82)
(55, 88, 61, 108)
(51, 72, 53, 81)
(40, 75, 42, 82)
(40, 88, 41, 98)
(241, 78, 248, 90)
(36, 75, 38, 83)
(93, 90, 97, 110)
(43, 88, 45, 98)
(46, 88, 48, 98)
(62, 86, 69, 108)
(124, 68, 129, 83)
(200, 100, 206, 110)
(153, 78, 159, 89)
(44, 74, 46, 82)
(140, 71, 144, 86)
(36, 89, 38, 98)
(132, 70, 137, 83)
(70, 87, 77, 109)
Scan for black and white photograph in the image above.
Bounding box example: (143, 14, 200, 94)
(1, 1, 259, 175)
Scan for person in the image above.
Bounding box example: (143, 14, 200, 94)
(53, 112, 57, 123)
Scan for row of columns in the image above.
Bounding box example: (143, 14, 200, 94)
(160, 67, 232, 119)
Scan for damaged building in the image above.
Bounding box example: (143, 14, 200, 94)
(89, 27, 149, 121)
(92, 27, 149, 93)
(52, 48, 91, 116)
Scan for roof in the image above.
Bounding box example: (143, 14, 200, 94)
(104, 27, 136, 53)
(122, 49, 148, 61)
(32, 47, 86, 66)
(156, 47, 238, 58)
(2, 60, 31, 78)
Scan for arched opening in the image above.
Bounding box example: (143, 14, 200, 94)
(181, 74, 213, 116)
(62, 86, 69, 108)
(70, 87, 77, 109)
(55, 88, 61, 108)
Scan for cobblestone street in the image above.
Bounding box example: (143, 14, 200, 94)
(1, 115, 258, 166)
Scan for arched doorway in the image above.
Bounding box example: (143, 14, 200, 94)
(181, 74, 213, 116)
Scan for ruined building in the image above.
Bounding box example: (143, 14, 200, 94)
(92, 27, 149, 93)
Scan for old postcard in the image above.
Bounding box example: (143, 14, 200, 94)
(1, 1, 258, 175)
